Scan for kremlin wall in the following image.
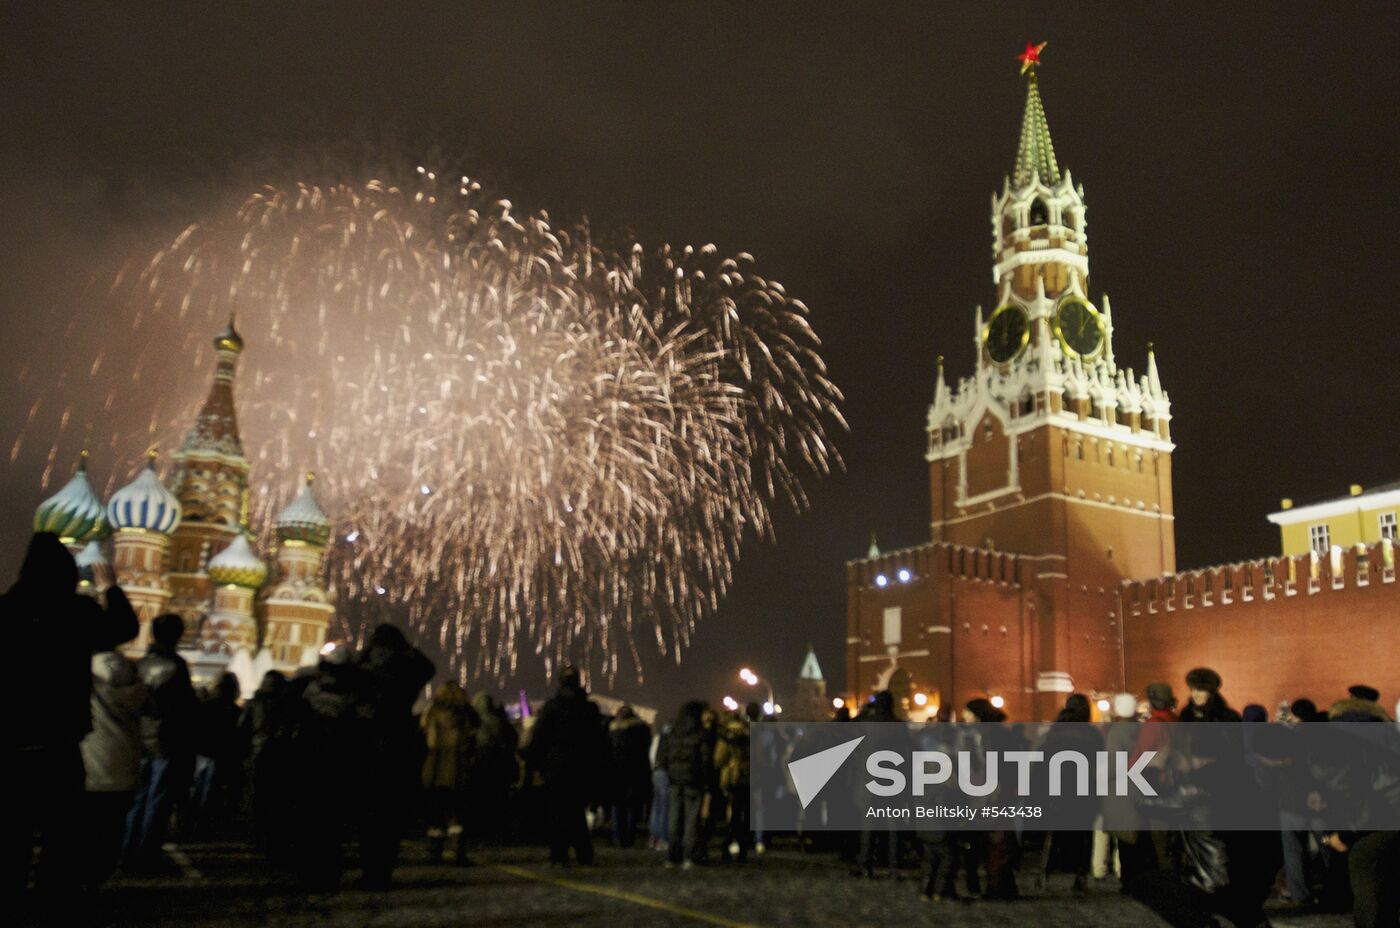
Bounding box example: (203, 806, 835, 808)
(845, 61, 1400, 720)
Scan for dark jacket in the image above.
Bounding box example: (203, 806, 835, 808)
(609, 712, 654, 795)
(527, 682, 608, 794)
(137, 643, 199, 759)
(664, 705, 714, 790)
(1138, 756, 1280, 900)
(1179, 694, 1243, 724)
(470, 692, 520, 794)
(6, 532, 139, 748)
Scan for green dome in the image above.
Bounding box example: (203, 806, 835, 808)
(275, 472, 332, 546)
(34, 452, 107, 544)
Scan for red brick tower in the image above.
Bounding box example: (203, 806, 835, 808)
(924, 48, 1175, 716)
(167, 317, 253, 658)
(846, 46, 1179, 720)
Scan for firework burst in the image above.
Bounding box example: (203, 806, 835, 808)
(12, 168, 844, 679)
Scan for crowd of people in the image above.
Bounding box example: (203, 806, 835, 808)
(7, 529, 1400, 928)
(794, 673, 1399, 928)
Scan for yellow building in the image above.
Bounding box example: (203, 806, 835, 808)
(1268, 482, 1400, 556)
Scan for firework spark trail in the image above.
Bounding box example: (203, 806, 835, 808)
(15, 169, 845, 680)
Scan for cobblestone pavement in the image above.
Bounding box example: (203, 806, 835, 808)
(101, 842, 1353, 928)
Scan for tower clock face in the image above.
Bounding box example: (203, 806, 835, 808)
(1053, 297, 1104, 359)
(984, 304, 1029, 364)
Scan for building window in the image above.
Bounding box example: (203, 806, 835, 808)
(882, 606, 902, 646)
(1309, 524, 1330, 553)
(1380, 512, 1397, 541)
(1029, 198, 1049, 226)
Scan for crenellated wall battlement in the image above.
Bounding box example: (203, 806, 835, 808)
(849, 541, 1024, 589)
(1121, 539, 1397, 617)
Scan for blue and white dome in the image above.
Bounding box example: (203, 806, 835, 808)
(34, 451, 107, 544)
(107, 453, 182, 535)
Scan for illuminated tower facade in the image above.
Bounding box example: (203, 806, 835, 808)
(924, 47, 1174, 713)
(258, 474, 335, 669)
(848, 44, 1177, 719)
(167, 317, 252, 647)
(107, 452, 182, 651)
(202, 533, 267, 660)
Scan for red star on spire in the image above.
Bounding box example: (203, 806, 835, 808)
(1017, 40, 1047, 75)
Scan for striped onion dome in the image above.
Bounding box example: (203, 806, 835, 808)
(207, 534, 267, 588)
(34, 451, 107, 544)
(275, 472, 332, 546)
(107, 453, 182, 535)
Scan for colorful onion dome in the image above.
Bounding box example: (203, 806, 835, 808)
(214, 313, 244, 353)
(207, 533, 267, 588)
(275, 471, 332, 546)
(107, 451, 182, 535)
(34, 451, 107, 544)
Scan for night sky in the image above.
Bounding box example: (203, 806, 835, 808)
(3, 2, 1397, 715)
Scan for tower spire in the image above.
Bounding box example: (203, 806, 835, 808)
(1013, 42, 1060, 188)
(179, 320, 247, 460)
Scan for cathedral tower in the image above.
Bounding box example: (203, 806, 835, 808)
(167, 317, 252, 644)
(258, 473, 335, 669)
(107, 450, 182, 650)
(924, 44, 1175, 713)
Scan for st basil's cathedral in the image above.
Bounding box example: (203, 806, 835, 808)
(31, 318, 336, 692)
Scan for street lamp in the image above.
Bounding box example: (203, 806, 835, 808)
(739, 666, 775, 714)
(722, 695, 739, 712)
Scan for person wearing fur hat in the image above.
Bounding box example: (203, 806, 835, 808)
(1178, 667, 1242, 723)
(1328, 688, 1394, 723)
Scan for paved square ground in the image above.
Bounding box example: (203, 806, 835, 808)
(100, 842, 1351, 928)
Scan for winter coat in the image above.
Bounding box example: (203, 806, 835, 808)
(471, 693, 520, 794)
(1138, 757, 1280, 899)
(81, 650, 149, 792)
(421, 684, 479, 791)
(665, 711, 715, 790)
(713, 717, 751, 791)
(195, 693, 243, 763)
(239, 689, 284, 768)
(609, 713, 654, 796)
(1179, 694, 1242, 724)
(5, 533, 139, 749)
(137, 644, 199, 759)
(1035, 716, 1105, 827)
(526, 683, 608, 796)
(1133, 707, 1177, 766)
(357, 625, 434, 790)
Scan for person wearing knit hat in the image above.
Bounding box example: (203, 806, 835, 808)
(1179, 667, 1241, 723)
(1348, 684, 1380, 704)
(1146, 682, 1177, 711)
